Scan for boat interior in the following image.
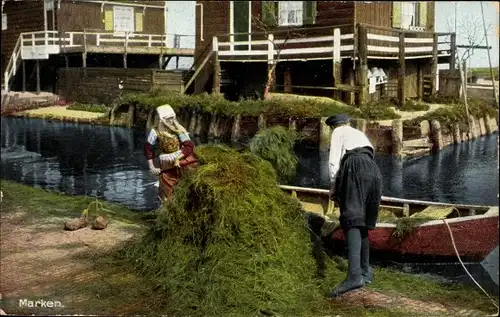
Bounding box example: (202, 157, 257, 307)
(278, 185, 498, 224)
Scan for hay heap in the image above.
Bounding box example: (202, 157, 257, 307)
(122, 130, 329, 316)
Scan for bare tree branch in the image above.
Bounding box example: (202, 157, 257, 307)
(251, 4, 304, 99)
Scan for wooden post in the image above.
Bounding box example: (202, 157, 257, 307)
(398, 32, 406, 108)
(212, 36, 221, 93)
(417, 62, 423, 101)
(22, 60, 26, 92)
(430, 33, 438, 98)
(430, 120, 443, 150)
(158, 54, 164, 69)
(124, 32, 129, 69)
(35, 60, 41, 95)
(449, 33, 456, 70)
(356, 24, 368, 106)
(284, 67, 292, 93)
(64, 55, 69, 69)
(83, 30, 87, 68)
(332, 28, 342, 99)
(391, 119, 403, 156)
(348, 67, 355, 105)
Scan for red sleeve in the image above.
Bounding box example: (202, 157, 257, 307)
(180, 140, 194, 157)
(144, 143, 154, 160)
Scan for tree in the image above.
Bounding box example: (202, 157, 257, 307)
(251, 2, 304, 100)
(445, 6, 492, 68)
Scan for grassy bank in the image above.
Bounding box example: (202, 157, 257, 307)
(1, 180, 497, 316)
(469, 67, 499, 80)
(121, 91, 402, 120)
(403, 99, 498, 131)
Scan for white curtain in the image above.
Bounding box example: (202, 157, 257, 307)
(401, 2, 415, 29)
(278, 1, 303, 26)
(113, 6, 135, 33)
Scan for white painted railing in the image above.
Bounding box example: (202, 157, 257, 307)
(3, 30, 171, 91)
(366, 32, 451, 57)
(216, 28, 352, 62)
(3, 35, 21, 91)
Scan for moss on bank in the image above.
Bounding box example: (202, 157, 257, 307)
(67, 102, 110, 113)
(121, 91, 403, 120)
(403, 99, 498, 132)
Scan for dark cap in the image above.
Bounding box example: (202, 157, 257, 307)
(325, 114, 350, 127)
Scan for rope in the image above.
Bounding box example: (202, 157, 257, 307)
(442, 218, 499, 313)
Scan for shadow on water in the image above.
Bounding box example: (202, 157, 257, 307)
(1, 117, 498, 212)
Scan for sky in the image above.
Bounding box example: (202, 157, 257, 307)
(166, 1, 499, 69)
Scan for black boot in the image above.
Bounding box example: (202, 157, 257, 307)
(361, 230, 373, 284)
(328, 228, 365, 298)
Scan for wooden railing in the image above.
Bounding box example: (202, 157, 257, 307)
(3, 35, 21, 91)
(215, 27, 352, 62)
(360, 23, 454, 59)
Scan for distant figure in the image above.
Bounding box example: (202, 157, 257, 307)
(326, 114, 382, 298)
(144, 105, 198, 201)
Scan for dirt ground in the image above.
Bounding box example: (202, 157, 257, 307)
(0, 208, 144, 315)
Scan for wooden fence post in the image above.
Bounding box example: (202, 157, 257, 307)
(398, 32, 406, 108)
(430, 33, 438, 98)
(212, 36, 221, 94)
(356, 24, 368, 106)
(332, 28, 342, 100)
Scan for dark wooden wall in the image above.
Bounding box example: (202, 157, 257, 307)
(195, 0, 230, 62)
(57, 1, 165, 34)
(1, 1, 45, 61)
(56, 68, 184, 105)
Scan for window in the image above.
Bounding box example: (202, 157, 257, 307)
(278, 1, 303, 26)
(401, 2, 419, 29)
(44, 0, 54, 11)
(113, 5, 135, 34)
(2, 13, 7, 31)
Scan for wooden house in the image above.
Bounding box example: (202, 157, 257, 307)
(189, 1, 457, 106)
(1, 0, 194, 94)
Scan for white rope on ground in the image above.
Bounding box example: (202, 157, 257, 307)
(442, 218, 499, 314)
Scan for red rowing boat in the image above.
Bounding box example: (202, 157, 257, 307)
(279, 185, 499, 261)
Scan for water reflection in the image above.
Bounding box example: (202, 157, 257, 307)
(0, 117, 498, 210)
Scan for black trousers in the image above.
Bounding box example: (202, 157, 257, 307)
(335, 147, 382, 230)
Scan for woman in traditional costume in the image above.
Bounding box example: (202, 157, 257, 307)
(144, 105, 198, 201)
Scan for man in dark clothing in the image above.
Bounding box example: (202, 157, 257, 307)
(326, 114, 382, 298)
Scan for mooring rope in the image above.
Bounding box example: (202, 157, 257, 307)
(442, 218, 499, 314)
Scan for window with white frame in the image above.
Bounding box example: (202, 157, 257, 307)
(401, 2, 419, 29)
(113, 5, 135, 34)
(278, 1, 303, 26)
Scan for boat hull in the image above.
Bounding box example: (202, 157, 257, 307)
(330, 216, 499, 261)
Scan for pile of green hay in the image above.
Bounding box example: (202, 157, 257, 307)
(119, 140, 331, 316)
(249, 126, 299, 183)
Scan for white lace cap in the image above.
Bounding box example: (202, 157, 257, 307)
(156, 104, 176, 120)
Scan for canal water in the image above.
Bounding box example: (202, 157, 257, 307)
(1, 117, 498, 211)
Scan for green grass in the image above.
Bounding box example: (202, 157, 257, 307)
(67, 102, 110, 113)
(403, 99, 498, 131)
(121, 91, 402, 120)
(469, 67, 499, 80)
(0, 180, 148, 226)
(1, 179, 497, 316)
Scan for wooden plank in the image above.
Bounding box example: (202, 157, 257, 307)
(357, 24, 368, 105)
(398, 32, 405, 107)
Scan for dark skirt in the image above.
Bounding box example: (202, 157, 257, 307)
(335, 147, 382, 230)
